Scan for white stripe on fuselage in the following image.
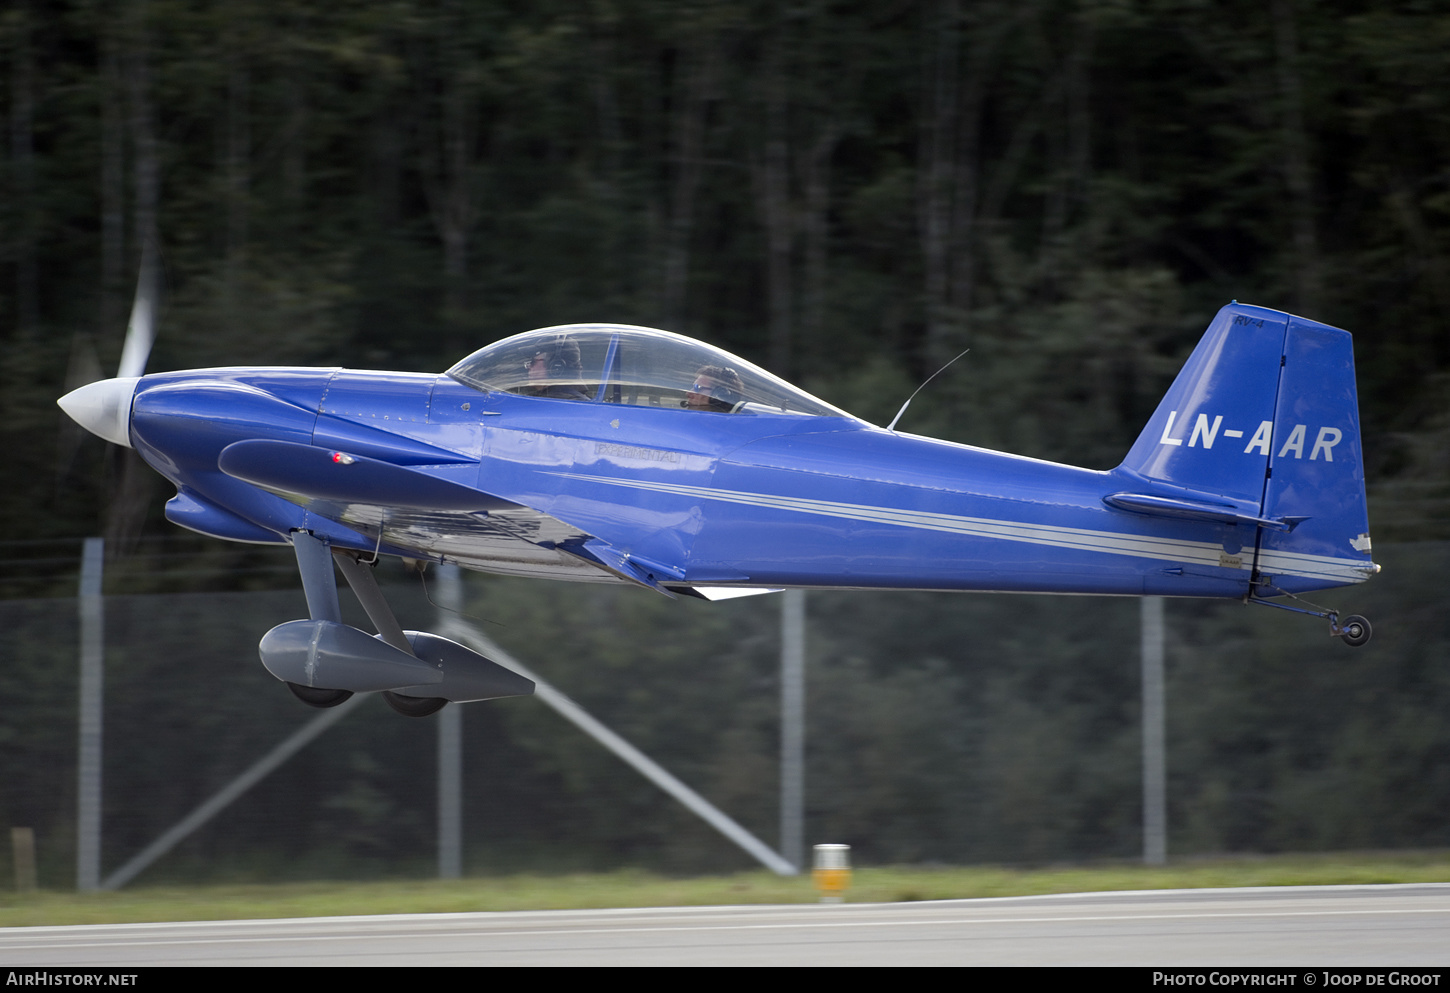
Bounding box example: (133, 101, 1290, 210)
(546, 472, 1371, 584)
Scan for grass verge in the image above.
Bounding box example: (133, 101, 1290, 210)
(2, 850, 1448, 928)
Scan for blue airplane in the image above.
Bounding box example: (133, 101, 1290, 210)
(59, 301, 1379, 716)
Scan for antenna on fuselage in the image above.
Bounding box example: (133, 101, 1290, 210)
(885, 347, 970, 432)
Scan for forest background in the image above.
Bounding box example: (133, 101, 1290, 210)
(1, 0, 1449, 884)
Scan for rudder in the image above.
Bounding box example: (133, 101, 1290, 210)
(1255, 313, 1376, 592)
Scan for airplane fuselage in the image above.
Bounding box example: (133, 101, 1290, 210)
(126, 364, 1370, 600)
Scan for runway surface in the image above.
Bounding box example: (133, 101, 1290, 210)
(3, 884, 1449, 966)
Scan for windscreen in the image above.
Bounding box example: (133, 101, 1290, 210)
(448, 324, 847, 417)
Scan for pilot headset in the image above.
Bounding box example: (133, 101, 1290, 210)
(545, 335, 582, 376)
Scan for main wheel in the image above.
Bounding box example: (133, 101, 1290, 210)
(382, 691, 448, 718)
(1339, 614, 1372, 647)
(286, 682, 354, 708)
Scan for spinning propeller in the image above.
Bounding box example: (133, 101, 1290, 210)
(57, 241, 162, 549)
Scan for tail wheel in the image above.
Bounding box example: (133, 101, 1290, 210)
(1339, 615, 1372, 648)
(286, 682, 354, 708)
(382, 690, 448, 718)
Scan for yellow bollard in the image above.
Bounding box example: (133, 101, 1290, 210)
(812, 843, 851, 903)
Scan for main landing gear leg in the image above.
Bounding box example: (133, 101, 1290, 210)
(286, 531, 354, 708)
(332, 549, 450, 717)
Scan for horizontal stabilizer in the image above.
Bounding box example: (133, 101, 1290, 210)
(219, 439, 515, 511)
(1103, 492, 1297, 531)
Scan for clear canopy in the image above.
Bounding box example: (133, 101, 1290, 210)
(447, 324, 848, 417)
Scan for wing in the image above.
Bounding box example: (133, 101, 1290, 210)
(218, 439, 666, 588)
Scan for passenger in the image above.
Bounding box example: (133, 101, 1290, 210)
(524, 335, 591, 400)
(686, 364, 745, 412)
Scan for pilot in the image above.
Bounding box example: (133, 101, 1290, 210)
(525, 335, 591, 400)
(686, 364, 745, 412)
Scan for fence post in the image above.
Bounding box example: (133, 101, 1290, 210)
(437, 564, 463, 879)
(781, 589, 805, 873)
(1142, 595, 1167, 865)
(77, 537, 104, 891)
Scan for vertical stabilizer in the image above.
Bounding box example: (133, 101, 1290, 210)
(1119, 303, 1377, 593)
(1120, 303, 1288, 514)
